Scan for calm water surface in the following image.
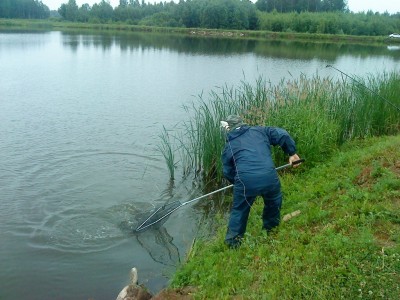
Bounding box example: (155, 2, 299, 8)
(0, 29, 399, 300)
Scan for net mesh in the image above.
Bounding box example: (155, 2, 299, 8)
(135, 200, 182, 232)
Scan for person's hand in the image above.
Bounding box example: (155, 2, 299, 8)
(289, 154, 301, 168)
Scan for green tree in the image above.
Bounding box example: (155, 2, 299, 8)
(119, 0, 128, 7)
(59, 0, 79, 21)
(196, 0, 257, 30)
(255, 0, 267, 12)
(321, 0, 346, 12)
(78, 3, 91, 22)
(0, 0, 50, 19)
(179, 0, 201, 28)
(91, 0, 114, 22)
(255, 0, 346, 13)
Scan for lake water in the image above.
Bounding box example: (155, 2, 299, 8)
(1, 29, 399, 300)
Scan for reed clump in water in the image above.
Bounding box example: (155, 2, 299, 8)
(157, 126, 177, 180)
(158, 72, 400, 182)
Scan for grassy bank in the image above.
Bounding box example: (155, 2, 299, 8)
(164, 72, 400, 182)
(0, 18, 396, 45)
(170, 134, 400, 299)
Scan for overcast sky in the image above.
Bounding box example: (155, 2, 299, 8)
(42, 0, 399, 14)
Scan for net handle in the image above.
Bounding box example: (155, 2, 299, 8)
(181, 159, 304, 206)
(135, 159, 304, 231)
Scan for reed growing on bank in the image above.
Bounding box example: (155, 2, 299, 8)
(158, 71, 400, 181)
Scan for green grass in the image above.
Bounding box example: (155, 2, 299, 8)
(164, 72, 400, 183)
(170, 134, 400, 299)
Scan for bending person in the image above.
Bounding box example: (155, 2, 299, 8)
(221, 115, 301, 248)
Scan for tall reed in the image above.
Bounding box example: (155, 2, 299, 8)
(158, 71, 400, 183)
(157, 126, 176, 180)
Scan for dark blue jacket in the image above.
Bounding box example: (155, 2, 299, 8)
(222, 126, 296, 195)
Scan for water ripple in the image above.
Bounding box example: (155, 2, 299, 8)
(28, 203, 152, 254)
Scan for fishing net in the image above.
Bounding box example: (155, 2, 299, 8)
(135, 200, 182, 232)
(133, 159, 304, 233)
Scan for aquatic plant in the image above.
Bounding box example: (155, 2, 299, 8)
(159, 71, 400, 182)
(157, 126, 176, 180)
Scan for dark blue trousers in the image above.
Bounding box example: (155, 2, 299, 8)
(225, 183, 282, 246)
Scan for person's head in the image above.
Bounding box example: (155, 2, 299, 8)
(223, 115, 245, 131)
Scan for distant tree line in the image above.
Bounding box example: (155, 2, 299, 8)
(56, 0, 347, 28)
(57, 0, 258, 29)
(258, 11, 400, 35)
(1, 0, 399, 36)
(0, 0, 50, 19)
(255, 0, 347, 13)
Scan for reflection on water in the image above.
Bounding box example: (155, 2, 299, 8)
(136, 227, 181, 267)
(388, 45, 400, 51)
(60, 30, 400, 61)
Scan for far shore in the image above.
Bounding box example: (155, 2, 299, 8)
(1, 18, 399, 46)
